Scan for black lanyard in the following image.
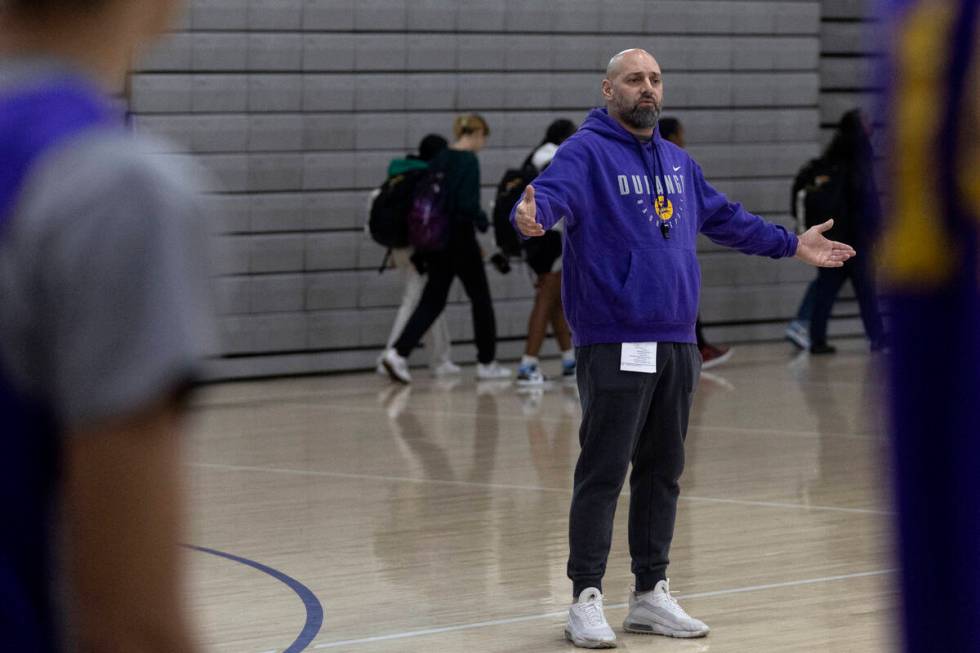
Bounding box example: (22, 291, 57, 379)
(639, 136, 671, 240)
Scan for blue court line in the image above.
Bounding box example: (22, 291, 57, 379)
(186, 544, 324, 653)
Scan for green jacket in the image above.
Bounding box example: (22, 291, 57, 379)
(429, 149, 489, 231)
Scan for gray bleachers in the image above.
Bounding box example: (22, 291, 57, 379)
(128, 0, 866, 379)
(818, 0, 882, 140)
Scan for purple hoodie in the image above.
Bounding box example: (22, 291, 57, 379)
(511, 108, 799, 346)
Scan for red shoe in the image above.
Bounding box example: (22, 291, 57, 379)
(699, 344, 733, 370)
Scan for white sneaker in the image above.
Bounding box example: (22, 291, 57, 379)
(622, 579, 709, 638)
(432, 360, 462, 376)
(785, 320, 811, 350)
(381, 349, 411, 384)
(516, 363, 545, 386)
(565, 588, 617, 649)
(476, 361, 511, 380)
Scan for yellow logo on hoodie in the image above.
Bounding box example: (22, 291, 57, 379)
(655, 196, 673, 220)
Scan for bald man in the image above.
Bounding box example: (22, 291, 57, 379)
(511, 49, 854, 648)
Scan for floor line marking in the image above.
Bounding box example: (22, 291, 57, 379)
(188, 462, 891, 515)
(187, 544, 323, 653)
(680, 495, 890, 515)
(244, 398, 883, 441)
(196, 396, 881, 441)
(311, 569, 895, 649)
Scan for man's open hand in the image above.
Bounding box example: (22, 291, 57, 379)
(515, 185, 544, 237)
(795, 219, 857, 267)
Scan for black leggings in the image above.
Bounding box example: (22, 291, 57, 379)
(394, 232, 497, 364)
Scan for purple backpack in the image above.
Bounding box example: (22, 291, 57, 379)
(406, 169, 450, 252)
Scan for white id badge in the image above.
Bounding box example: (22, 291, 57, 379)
(620, 342, 657, 373)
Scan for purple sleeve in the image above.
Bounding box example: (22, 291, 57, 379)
(694, 162, 799, 259)
(509, 139, 588, 237)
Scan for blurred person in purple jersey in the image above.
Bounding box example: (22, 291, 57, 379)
(0, 1, 209, 651)
(877, 1, 980, 651)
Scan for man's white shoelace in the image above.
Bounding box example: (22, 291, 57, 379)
(653, 585, 693, 619)
(580, 598, 606, 627)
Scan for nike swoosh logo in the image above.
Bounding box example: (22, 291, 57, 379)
(672, 165, 681, 171)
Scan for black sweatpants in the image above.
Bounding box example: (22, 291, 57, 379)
(394, 229, 497, 364)
(568, 342, 701, 597)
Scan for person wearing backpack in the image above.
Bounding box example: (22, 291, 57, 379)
(510, 119, 578, 386)
(796, 109, 886, 354)
(783, 158, 827, 350)
(371, 134, 461, 377)
(381, 114, 511, 384)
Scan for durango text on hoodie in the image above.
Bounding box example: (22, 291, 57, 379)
(512, 108, 799, 347)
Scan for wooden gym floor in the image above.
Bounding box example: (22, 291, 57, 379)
(183, 341, 896, 652)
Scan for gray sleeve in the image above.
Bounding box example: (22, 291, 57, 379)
(13, 133, 215, 429)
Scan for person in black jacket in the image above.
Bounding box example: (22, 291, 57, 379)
(381, 114, 511, 383)
(808, 109, 886, 354)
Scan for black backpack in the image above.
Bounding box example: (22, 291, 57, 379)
(791, 158, 846, 231)
(492, 161, 538, 258)
(369, 167, 427, 249)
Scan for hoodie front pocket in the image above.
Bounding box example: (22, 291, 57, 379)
(614, 248, 699, 325)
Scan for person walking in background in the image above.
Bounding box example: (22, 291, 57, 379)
(513, 48, 856, 649)
(784, 149, 828, 351)
(516, 119, 578, 386)
(381, 114, 511, 384)
(0, 0, 210, 650)
(805, 109, 886, 354)
(374, 134, 461, 377)
(658, 117, 734, 370)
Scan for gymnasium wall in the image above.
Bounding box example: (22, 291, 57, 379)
(130, 0, 864, 379)
(819, 0, 882, 143)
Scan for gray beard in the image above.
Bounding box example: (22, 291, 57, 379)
(622, 104, 661, 129)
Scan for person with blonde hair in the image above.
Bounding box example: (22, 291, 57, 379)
(381, 114, 511, 383)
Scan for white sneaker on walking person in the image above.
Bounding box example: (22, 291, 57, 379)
(785, 319, 811, 350)
(379, 357, 459, 377)
(516, 362, 546, 386)
(565, 588, 617, 649)
(381, 348, 411, 384)
(622, 579, 709, 638)
(476, 361, 511, 380)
